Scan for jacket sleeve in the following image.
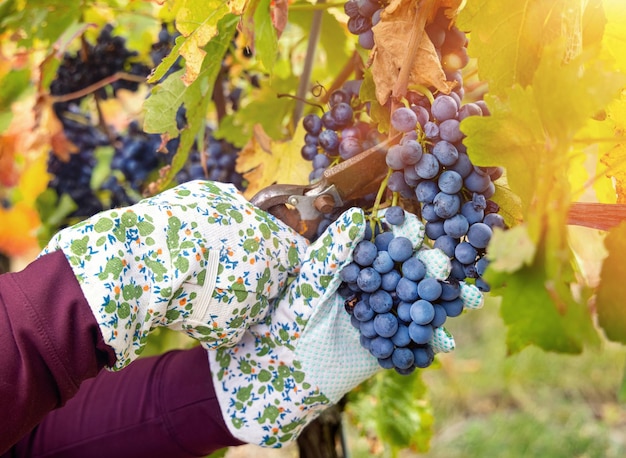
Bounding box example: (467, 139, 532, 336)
(8, 346, 245, 458)
(0, 250, 116, 454)
(1, 250, 244, 457)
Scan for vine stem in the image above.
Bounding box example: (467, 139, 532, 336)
(293, 0, 325, 127)
(212, 68, 227, 124)
(50, 72, 147, 103)
(391, 0, 434, 104)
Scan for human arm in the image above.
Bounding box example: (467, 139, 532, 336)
(2, 205, 481, 456)
(0, 250, 116, 454)
(0, 180, 308, 453)
(7, 346, 243, 458)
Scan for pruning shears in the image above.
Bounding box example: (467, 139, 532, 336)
(251, 137, 626, 238)
(250, 137, 398, 239)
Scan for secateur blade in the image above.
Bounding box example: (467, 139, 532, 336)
(251, 134, 400, 239)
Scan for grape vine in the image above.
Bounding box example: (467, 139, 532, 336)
(2, 0, 626, 455)
(44, 22, 245, 228)
(286, 3, 506, 375)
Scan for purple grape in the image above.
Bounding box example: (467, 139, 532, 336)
(391, 107, 418, 133)
(431, 95, 458, 121)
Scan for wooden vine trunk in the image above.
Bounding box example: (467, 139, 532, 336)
(296, 401, 346, 458)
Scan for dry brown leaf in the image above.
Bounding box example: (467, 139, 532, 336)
(371, 0, 456, 105)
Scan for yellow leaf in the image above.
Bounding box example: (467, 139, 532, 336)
(602, 90, 626, 203)
(236, 124, 311, 199)
(0, 203, 40, 257)
(602, 0, 626, 72)
(228, 0, 248, 15)
(18, 152, 50, 207)
(176, 1, 230, 85)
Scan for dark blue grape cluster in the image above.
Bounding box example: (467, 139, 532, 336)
(50, 24, 151, 117)
(47, 25, 245, 225)
(384, 92, 505, 293)
(300, 82, 386, 238)
(343, 0, 384, 50)
(174, 133, 244, 190)
(340, 207, 463, 374)
(316, 6, 506, 374)
(307, 6, 504, 293)
(47, 111, 245, 221)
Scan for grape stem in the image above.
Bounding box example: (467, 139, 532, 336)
(370, 167, 393, 220)
(391, 191, 399, 207)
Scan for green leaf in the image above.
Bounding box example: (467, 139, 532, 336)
(360, 69, 390, 133)
(288, 10, 351, 80)
(487, 238, 599, 354)
(348, 370, 433, 453)
(0, 0, 84, 47)
(148, 35, 184, 84)
(214, 71, 299, 147)
(206, 448, 228, 458)
(596, 221, 626, 344)
(35, 190, 78, 246)
(491, 183, 523, 227)
(113, 6, 162, 59)
(486, 225, 535, 273)
(175, 0, 231, 85)
(144, 15, 238, 190)
(601, 0, 626, 71)
(457, 0, 568, 97)
(253, 0, 278, 74)
(90, 146, 115, 190)
(0, 68, 30, 133)
(463, 40, 620, 355)
(143, 68, 187, 139)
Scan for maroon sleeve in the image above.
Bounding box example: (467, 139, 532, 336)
(0, 250, 244, 456)
(0, 250, 116, 454)
(8, 346, 245, 458)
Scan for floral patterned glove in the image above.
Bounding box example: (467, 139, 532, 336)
(208, 208, 483, 447)
(42, 180, 309, 370)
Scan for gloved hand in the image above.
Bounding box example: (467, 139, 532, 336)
(42, 180, 309, 369)
(208, 207, 483, 447)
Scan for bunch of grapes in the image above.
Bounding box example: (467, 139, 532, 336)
(50, 24, 151, 116)
(300, 81, 384, 182)
(48, 112, 245, 221)
(46, 24, 245, 225)
(343, 0, 384, 49)
(340, 206, 482, 374)
(298, 6, 505, 374)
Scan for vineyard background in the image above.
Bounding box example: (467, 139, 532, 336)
(2, 0, 626, 456)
